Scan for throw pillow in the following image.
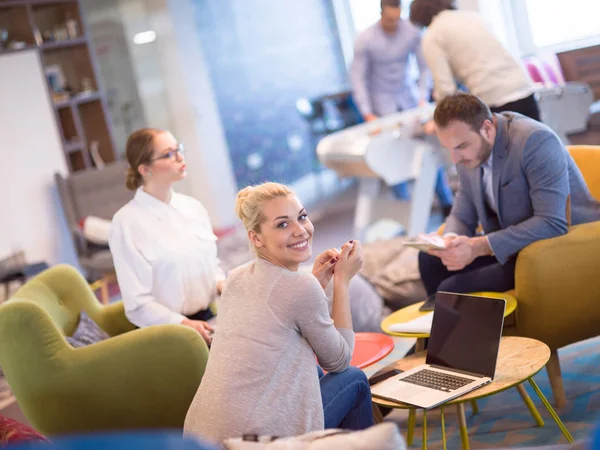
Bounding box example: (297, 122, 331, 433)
(66, 312, 110, 348)
(222, 423, 405, 450)
(0, 414, 47, 446)
(79, 216, 111, 245)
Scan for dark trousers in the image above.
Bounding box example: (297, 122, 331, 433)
(185, 308, 214, 322)
(418, 251, 516, 297)
(491, 94, 540, 122)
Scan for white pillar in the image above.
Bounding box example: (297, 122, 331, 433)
(147, 0, 238, 229)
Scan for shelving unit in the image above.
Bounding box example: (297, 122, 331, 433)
(0, 0, 116, 172)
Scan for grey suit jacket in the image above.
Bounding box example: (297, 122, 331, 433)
(445, 113, 600, 265)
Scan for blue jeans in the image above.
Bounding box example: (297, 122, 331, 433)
(391, 167, 454, 207)
(317, 366, 374, 430)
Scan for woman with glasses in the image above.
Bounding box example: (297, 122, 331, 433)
(109, 128, 222, 345)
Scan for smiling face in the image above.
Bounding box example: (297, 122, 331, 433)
(436, 119, 496, 169)
(249, 194, 314, 271)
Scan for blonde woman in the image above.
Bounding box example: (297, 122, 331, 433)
(109, 128, 224, 345)
(184, 182, 374, 442)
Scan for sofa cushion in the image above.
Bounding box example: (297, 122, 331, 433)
(222, 423, 405, 450)
(66, 312, 110, 348)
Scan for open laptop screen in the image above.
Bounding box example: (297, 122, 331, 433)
(425, 292, 506, 378)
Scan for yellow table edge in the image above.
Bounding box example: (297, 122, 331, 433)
(381, 291, 517, 338)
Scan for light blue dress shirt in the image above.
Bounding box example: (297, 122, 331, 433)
(481, 151, 496, 214)
(350, 19, 430, 117)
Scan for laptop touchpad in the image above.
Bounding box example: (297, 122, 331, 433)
(393, 384, 429, 399)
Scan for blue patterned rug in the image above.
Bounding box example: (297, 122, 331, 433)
(365, 336, 600, 448)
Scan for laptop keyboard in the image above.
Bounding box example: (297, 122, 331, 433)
(401, 369, 474, 392)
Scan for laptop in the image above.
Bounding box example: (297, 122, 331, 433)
(371, 291, 506, 409)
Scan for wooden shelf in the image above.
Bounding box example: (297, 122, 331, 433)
(40, 37, 86, 50)
(0, 44, 38, 54)
(0, 0, 77, 6)
(64, 140, 83, 153)
(0, 5, 36, 45)
(53, 91, 101, 108)
(0, 0, 116, 172)
(79, 100, 115, 165)
(68, 150, 86, 172)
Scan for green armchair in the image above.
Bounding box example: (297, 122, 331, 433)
(0, 264, 209, 436)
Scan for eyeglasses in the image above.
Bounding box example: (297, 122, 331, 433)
(151, 143, 185, 162)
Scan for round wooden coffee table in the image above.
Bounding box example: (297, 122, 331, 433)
(380, 291, 518, 352)
(371, 336, 573, 450)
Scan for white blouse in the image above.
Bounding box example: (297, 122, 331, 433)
(109, 188, 224, 328)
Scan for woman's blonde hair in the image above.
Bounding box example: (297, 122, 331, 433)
(235, 182, 294, 233)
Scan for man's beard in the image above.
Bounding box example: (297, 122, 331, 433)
(475, 136, 493, 167)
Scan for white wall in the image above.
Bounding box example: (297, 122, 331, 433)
(0, 51, 78, 267)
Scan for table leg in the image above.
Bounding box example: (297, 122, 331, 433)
(516, 383, 544, 426)
(354, 178, 380, 241)
(422, 409, 428, 450)
(415, 338, 426, 353)
(528, 378, 574, 443)
(407, 408, 416, 446)
(440, 406, 447, 450)
(457, 403, 470, 450)
(372, 403, 384, 424)
(100, 283, 109, 305)
(470, 399, 479, 415)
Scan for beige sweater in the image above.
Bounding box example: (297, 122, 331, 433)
(422, 10, 533, 107)
(184, 258, 355, 442)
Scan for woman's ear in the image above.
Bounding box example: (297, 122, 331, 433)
(248, 229, 263, 248)
(138, 164, 150, 178)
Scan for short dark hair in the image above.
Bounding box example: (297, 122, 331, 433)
(409, 0, 455, 27)
(433, 93, 493, 131)
(381, 0, 401, 10)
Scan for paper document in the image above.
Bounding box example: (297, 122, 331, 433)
(388, 313, 433, 334)
(403, 234, 446, 252)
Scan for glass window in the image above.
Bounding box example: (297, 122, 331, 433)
(521, 0, 600, 50)
(526, 0, 600, 48)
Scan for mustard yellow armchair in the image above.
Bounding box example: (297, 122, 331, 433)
(510, 145, 600, 408)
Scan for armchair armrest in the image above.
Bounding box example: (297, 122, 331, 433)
(25, 324, 208, 435)
(514, 221, 600, 350)
(95, 301, 137, 336)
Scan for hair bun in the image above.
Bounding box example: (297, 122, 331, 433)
(125, 167, 141, 191)
(234, 186, 254, 219)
